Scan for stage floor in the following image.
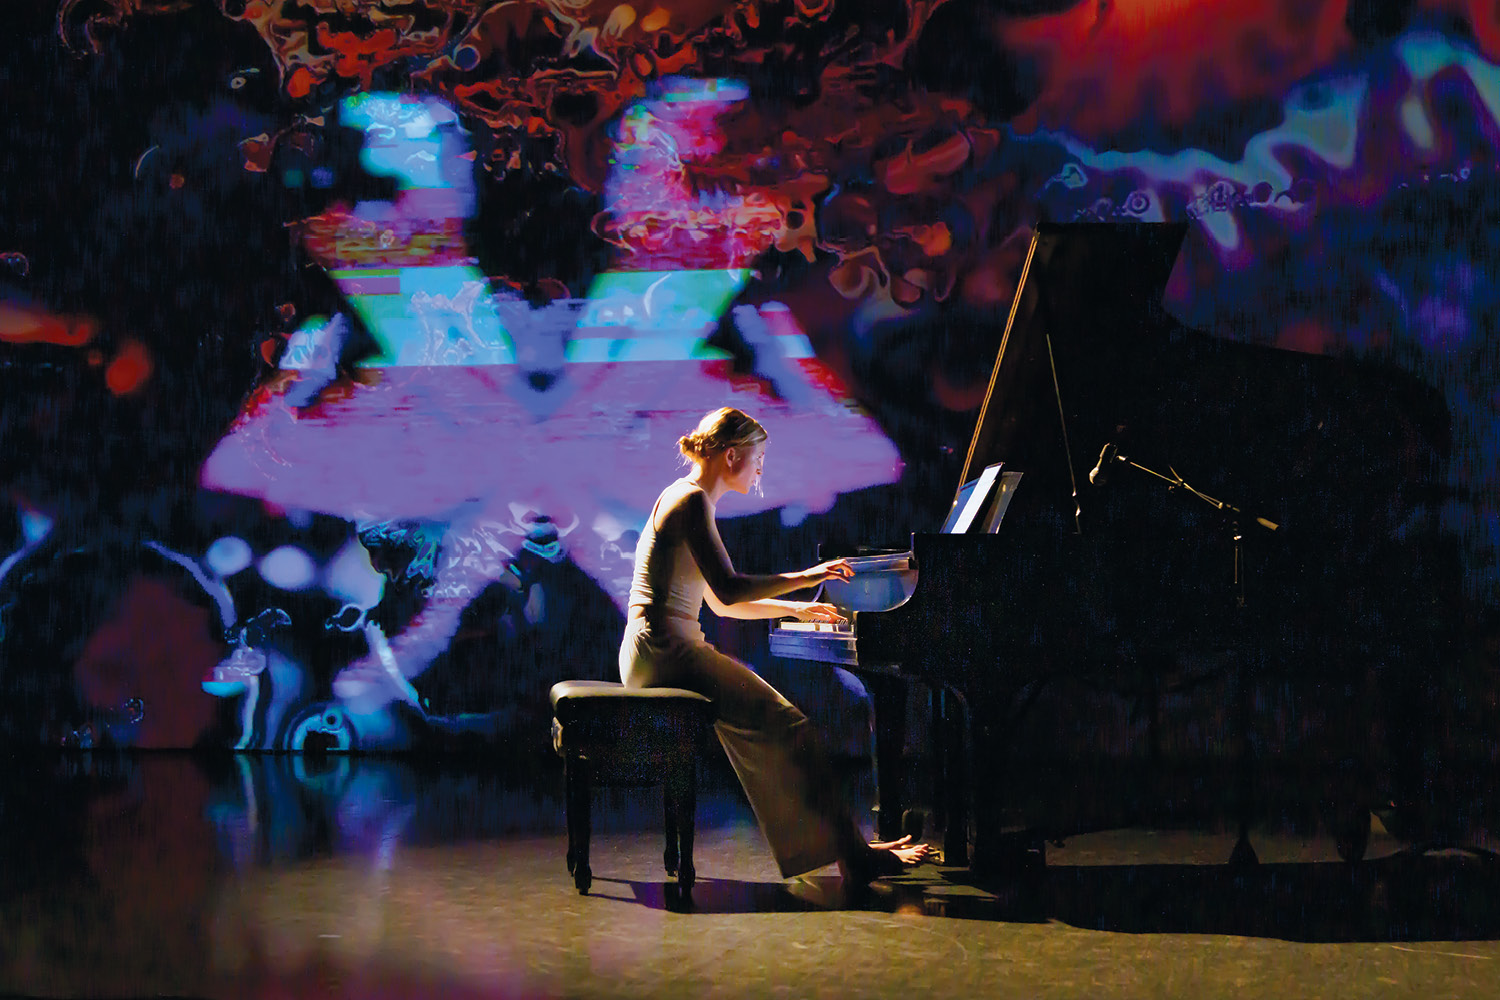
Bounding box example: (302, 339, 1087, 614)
(2, 752, 1499, 999)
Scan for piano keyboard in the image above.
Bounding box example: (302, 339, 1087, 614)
(769, 619, 857, 666)
(769, 548, 917, 667)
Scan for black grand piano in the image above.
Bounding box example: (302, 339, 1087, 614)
(771, 222, 1452, 874)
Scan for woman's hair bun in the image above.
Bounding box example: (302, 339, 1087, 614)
(677, 408, 766, 464)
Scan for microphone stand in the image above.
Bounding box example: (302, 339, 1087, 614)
(1108, 456, 1280, 606)
(1100, 452, 1280, 868)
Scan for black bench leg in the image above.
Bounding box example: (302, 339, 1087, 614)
(566, 756, 592, 894)
(666, 760, 696, 891)
(664, 787, 680, 878)
(565, 766, 577, 876)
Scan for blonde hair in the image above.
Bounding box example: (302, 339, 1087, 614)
(677, 407, 767, 464)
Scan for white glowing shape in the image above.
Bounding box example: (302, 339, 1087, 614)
(1400, 93, 1436, 150)
(260, 545, 317, 591)
(1397, 32, 1500, 145)
(323, 538, 386, 609)
(1198, 210, 1241, 251)
(20, 508, 52, 545)
(206, 535, 254, 577)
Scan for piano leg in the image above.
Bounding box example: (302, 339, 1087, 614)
(967, 719, 1023, 879)
(931, 688, 947, 835)
(860, 672, 909, 844)
(937, 687, 969, 867)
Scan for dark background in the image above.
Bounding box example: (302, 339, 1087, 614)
(0, 0, 1495, 796)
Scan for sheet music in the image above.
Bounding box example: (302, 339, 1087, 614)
(982, 471, 1024, 533)
(949, 463, 1004, 534)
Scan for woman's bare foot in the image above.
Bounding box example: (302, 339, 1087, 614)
(883, 842, 934, 866)
(868, 834, 934, 865)
(837, 834, 934, 887)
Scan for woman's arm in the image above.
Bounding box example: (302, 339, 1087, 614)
(708, 595, 846, 622)
(703, 593, 804, 620)
(678, 490, 849, 605)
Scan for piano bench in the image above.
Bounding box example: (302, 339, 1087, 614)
(549, 680, 715, 896)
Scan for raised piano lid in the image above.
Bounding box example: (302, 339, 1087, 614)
(951, 221, 1189, 532)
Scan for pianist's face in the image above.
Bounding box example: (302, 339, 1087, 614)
(724, 441, 767, 496)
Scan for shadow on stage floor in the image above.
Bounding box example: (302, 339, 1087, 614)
(575, 847, 1500, 945)
(3, 748, 1500, 949)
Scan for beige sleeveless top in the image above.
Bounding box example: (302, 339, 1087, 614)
(627, 480, 708, 626)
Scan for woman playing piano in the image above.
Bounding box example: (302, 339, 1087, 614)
(619, 406, 932, 887)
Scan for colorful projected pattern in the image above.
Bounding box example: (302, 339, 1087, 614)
(198, 82, 900, 738)
(2, 0, 1498, 751)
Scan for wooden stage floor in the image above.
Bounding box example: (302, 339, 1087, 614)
(2, 752, 1499, 999)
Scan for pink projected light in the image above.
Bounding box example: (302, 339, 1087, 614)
(201, 84, 900, 715)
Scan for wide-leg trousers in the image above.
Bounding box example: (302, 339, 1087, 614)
(619, 616, 850, 878)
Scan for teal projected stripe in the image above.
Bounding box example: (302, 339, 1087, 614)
(335, 263, 516, 367)
(333, 267, 759, 367)
(579, 269, 748, 332)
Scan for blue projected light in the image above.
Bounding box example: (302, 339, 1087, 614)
(340, 92, 463, 192)
(322, 88, 766, 370)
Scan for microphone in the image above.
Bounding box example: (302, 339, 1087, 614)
(1088, 443, 1119, 486)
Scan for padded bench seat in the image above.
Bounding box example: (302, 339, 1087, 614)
(549, 680, 715, 894)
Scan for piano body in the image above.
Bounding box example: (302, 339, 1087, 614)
(771, 222, 1452, 874)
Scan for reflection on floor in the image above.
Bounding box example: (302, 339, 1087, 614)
(3, 751, 1500, 999)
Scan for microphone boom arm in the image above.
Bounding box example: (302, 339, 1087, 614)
(1114, 457, 1280, 532)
